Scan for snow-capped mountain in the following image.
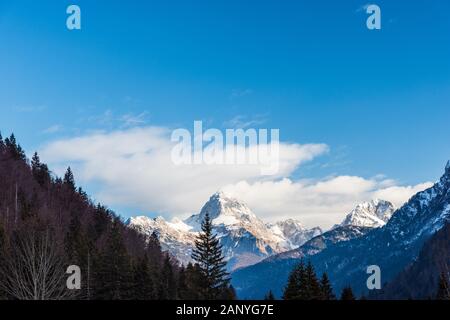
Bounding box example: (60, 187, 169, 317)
(128, 192, 322, 270)
(267, 219, 322, 249)
(232, 161, 450, 299)
(265, 200, 394, 262)
(338, 199, 395, 228)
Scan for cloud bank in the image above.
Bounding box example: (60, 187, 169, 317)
(40, 126, 432, 229)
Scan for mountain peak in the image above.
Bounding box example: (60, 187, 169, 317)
(340, 199, 395, 228)
(446, 160, 450, 173)
(185, 191, 258, 229)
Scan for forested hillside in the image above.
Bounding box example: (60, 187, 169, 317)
(0, 132, 232, 300)
(375, 222, 450, 299)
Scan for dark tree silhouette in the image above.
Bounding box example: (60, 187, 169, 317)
(340, 286, 356, 300)
(283, 261, 305, 300)
(63, 167, 76, 192)
(191, 212, 232, 300)
(320, 273, 336, 300)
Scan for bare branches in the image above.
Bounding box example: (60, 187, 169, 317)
(0, 229, 71, 300)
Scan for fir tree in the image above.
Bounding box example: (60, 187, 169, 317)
(340, 286, 356, 300)
(191, 212, 230, 300)
(93, 219, 133, 299)
(31, 152, 50, 186)
(283, 261, 305, 300)
(63, 167, 76, 192)
(31, 152, 40, 171)
(436, 272, 450, 300)
(65, 214, 91, 299)
(158, 255, 177, 300)
(132, 256, 155, 300)
(319, 273, 336, 300)
(304, 261, 321, 300)
(5, 134, 26, 161)
(180, 263, 206, 300)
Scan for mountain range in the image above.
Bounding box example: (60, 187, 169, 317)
(231, 161, 450, 299)
(129, 193, 394, 271)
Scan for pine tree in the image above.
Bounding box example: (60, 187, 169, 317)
(191, 213, 230, 300)
(264, 290, 275, 300)
(181, 263, 206, 300)
(4, 134, 26, 161)
(158, 255, 177, 300)
(340, 286, 356, 300)
(132, 256, 155, 300)
(63, 167, 76, 192)
(93, 219, 133, 299)
(177, 266, 189, 299)
(31, 152, 40, 171)
(436, 272, 450, 300)
(283, 261, 305, 300)
(31, 152, 50, 186)
(304, 261, 321, 300)
(320, 273, 336, 300)
(65, 214, 91, 299)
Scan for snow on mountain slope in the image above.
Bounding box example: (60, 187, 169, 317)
(266, 219, 322, 249)
(264, 200, 393, 262)
(128, 192, 322, 270)
(128, 216, 197, 265)
(339, 199, 395, 228)
(267, 225, 372, 262)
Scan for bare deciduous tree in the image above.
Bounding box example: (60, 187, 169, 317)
(0, 229, 70, 300)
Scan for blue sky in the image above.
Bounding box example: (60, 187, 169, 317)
(0, 1, 449, 226)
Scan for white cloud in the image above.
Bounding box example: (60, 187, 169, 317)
(40, 127, 327, 216)
(39, 126, 432, 229)
(221, 178, 432, 229)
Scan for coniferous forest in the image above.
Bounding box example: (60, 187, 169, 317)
(0, 132, 234, 300)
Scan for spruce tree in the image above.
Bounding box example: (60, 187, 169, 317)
(181, 263, 206, 300)
(93, 219, 132, 299)
(304, 261, 321, 300)
(340, 286, 356, 300)
(191, 212, 230, 300)
(283, 261, 305, 300)
(177, 266, 189, 299)
(436, 272, 450, 300)
(65, 214, 91, 299)
(63, 167, 76, 192)
(158, 255, 177, 300)
(320, 273, 336, 300)
(5, 134, 26, 161)
(31, 152, 40, 171)
(132, 255, 155, 300)
(31, 152, 50, 187)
